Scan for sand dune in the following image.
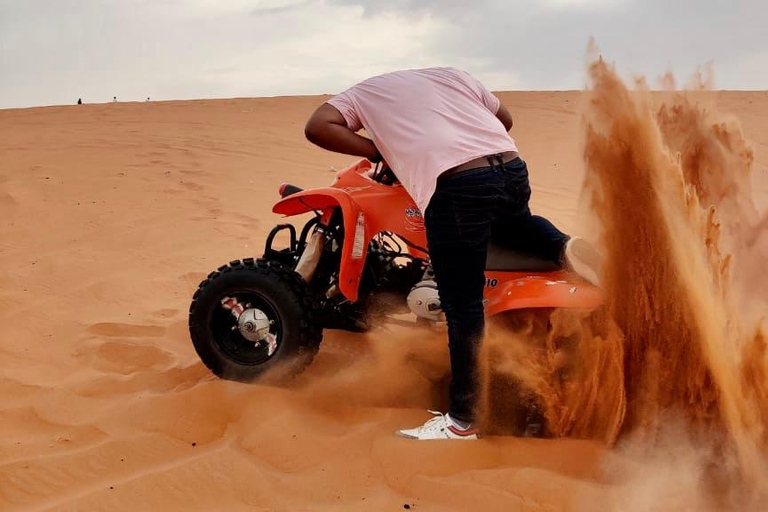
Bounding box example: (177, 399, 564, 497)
(1, 89, 767, 511)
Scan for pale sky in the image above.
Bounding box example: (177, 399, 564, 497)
(1, 0, 766, 109)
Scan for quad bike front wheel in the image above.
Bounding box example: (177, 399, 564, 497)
(188, 258, 322, 382)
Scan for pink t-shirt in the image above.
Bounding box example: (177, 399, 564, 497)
(326, 67, 517, 213)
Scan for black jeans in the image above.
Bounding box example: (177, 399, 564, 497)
(424, 157, 568, 422)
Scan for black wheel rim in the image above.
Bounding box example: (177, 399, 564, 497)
(209, 290, 283, 365)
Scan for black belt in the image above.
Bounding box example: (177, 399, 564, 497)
(439, 151, 518, 181)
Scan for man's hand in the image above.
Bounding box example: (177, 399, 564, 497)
(305, 103, 380, 161)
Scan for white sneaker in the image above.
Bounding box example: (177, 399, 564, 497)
(397, 411, 478, 440)
(564, 237, 603, 287)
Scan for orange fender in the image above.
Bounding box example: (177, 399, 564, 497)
(273, 188, 367, 301)
(484, 273, 603, 316)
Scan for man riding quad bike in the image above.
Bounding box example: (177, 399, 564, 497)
(189, 67, 602, 440)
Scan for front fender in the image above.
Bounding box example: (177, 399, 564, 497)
(273, 187, 347, 216)
(484, 274, 603, 316)
(273, 189, 367, 302)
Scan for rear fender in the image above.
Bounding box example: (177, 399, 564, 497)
(483, 272, 603, 316)
(273, 189, 368, 301)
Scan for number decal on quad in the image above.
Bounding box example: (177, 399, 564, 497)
(404, 206, 425, 232)
(404, 208, 422, 218)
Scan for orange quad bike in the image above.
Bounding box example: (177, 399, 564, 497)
(189, 159, 602, 397)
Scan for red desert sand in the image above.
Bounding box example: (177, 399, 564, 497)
(1, 60, 767, 511)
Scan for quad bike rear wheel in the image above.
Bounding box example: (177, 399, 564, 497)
(188, 258, 322, 382)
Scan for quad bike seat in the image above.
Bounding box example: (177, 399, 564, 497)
(485, 241, 562, 272)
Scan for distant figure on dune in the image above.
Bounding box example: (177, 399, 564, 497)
(305, 67, 601, 441)
(146, 97, 150, 102)
(113, 96, 117, 103)
(77, 98, 82, 105)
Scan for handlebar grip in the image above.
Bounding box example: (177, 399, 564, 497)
(279, 183, 304, 198)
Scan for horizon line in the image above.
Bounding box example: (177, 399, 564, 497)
(3, 89, 768, 112)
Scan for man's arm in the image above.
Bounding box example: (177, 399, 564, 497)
(495, 102, 514, 131)
(304, 103, 379, 161)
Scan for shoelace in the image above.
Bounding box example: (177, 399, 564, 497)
(417, 410, 448, 433)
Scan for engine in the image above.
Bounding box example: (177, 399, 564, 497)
(406, 280, 443, 321)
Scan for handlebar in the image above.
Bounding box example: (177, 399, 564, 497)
(370, 162, 399, 185)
